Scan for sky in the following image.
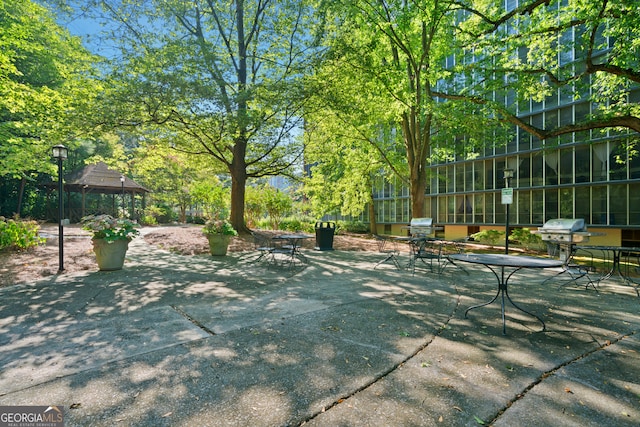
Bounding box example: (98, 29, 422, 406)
(46, 2, 116, 57)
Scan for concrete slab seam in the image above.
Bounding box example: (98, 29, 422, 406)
(170, 304, 217, 336)
(487, 329, 638, 425)
(297, 282, 464, 426)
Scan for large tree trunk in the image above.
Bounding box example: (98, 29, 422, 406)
(229, 137, 249, 234)
(229, 0, 250, 235)
(402, 111, 430, 219)
(368, 190, 378, 234)
(410, 170, 427, 219)
(230, 174, 247, 233)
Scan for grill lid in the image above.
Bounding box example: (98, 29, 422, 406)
(540, 218, 585, 232)
(410, 218, 433, 227)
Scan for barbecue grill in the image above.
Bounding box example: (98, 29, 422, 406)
(532, 218, 598, 262)
(407, 218, 434, 237)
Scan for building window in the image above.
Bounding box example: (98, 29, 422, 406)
(485, 159, 494, 189)
(532, 189, 544, 224)
(575, 144, 590, 182)
(610, 141, 628, 181)
(437, 196, 447, 223)
(610, 184, 627, 225)
(545, 151, 559, 185)
(486, 192, 495, 224)
(518, 190, 531, 225)
(545, 189, 559, 221)
(559, 148, 573, 184)
(559, 188, 573, 218)
(531, 155, 544, 187)
(592, 142, 610, 182)
(630, 183, 640, 225)
(456, 164, 465, 192)
(631, 145, 640, 179)
(448, 196, 455, 222)
(474, 161, 485, 190)
(474, 193, 484, 223)
(575, 187, 590, 222)
(591, 186, 607, 224)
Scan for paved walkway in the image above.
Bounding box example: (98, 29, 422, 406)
(1, 230, 639, 426)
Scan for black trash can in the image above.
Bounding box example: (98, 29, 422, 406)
(314, 221, 335, 251)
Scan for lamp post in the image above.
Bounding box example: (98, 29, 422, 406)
(52, 144, 68, 272)
(503, 168, 514, 254)
(120, 175, 125, 217)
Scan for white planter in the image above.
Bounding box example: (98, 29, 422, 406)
(92, 238, 130, 270)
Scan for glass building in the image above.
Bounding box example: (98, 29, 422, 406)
(368, 3, 640, 247)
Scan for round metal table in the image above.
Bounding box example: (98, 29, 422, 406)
(448, 253, 564, 334)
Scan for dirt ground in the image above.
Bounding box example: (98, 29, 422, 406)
(0, 224, 383, 288)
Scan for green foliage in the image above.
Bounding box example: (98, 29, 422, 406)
(81, 214, 140, 242)
(253, 215, 314, 233)
(140, 205, 177, 224)
(255, 218, 272, 230)
(0, 217, 44, 251)
(337, 220, 369, 234)
(190, 179, 229, 220)
(132, 143, 221, 223)
(68, 0, 323, 231)
(253, 216, 367, 236)
(202, 219, 238, 236)
(245, 185, 266, 228)
(509, 228, 544, 251)
(278, 216, 315, 233)
(0, 0, 99, 178)
(263, 186, 293, 230)
(186, 216, 206, 225)
(470, 229, 505, 246)
(139, 215, 157, 226)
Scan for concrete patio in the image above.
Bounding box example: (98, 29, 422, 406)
(1, 230, 638, 426)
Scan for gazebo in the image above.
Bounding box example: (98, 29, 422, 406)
(62, 162, 150, 221)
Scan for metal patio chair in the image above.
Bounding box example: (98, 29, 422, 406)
(374, 235, 401, 270)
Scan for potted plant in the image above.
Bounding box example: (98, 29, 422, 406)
(81, 214, 140, 270)
(202, 218, 238, 256)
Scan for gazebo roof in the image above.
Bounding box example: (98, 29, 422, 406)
(64, 162, 150, 194)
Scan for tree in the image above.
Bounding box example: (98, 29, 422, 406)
(0, 0, 98, 215)
(303, 19, 414, 231)
(67, 0, 323, 233)
(309, 1, 507, 219)
(244, 185, 266, 228)
(310, 0, 639, 221)
(303, 112, 401, 232)
(435, 0, 640, 139)
(131, 139, 225, 222)
(262, 185, 292, 230)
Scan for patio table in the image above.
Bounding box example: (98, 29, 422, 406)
(448, 253, 563, 334)
(272, 234, 313, 266)
(396, 236, 461, 274)
(577, 245, 640, 294)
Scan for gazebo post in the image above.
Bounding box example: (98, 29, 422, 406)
(81, 188, 86, 218)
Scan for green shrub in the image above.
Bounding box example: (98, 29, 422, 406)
(0, 217, 45, 251)
(470, 229, 505, 245)
(254, 216, 371, 235)
(255, 215, 316, 233)
(186, 215, 206, 225)
(140, 215, 158, 226)
(279, 217, 307, 232)
(337, 220, 369, 234)
(143, 205, 177, 224)
(509, 228, 544, 250)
